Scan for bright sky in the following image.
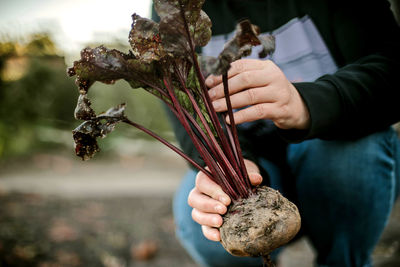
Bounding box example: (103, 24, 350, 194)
(0, 0, 152, 55)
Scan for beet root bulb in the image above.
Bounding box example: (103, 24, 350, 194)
(219, 186, 301, 257)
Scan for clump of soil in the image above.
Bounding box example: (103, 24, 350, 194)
(220, 186, 301, 257)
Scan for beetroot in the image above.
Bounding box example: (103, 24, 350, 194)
(220, 186, 301, 257)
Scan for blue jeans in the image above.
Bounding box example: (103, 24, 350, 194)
(173, 127, 400, 267)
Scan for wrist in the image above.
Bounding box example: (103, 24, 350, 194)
(292, 84, 310, 130)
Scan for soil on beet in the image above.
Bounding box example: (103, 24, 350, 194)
(220, 186, 301, 257)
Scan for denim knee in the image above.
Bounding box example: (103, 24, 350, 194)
(288, 127, 399, 267)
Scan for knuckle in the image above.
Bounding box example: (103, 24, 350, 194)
(232, 60, 244, 73)
(234, 111, 243, 123)
(276, 104, 290, 125)
(240, 71, 252, 86)
(246, 88, 257, 105)
(279, 104, 290, 119)
(210, 188, 220, 200)
(262, 59, 273, 69)
(255, 104, 266, 118)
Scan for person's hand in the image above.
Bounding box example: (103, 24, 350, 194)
(206, 59, 310, 130)
(188, 159, 262, 241)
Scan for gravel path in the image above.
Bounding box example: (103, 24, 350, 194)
(0, 146, 399, 267)
(0, 146, 187, 198)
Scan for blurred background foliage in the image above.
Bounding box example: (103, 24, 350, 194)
(0, 33, 173, 159)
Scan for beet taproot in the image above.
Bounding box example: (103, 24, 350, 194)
(219, 186, 301, 257)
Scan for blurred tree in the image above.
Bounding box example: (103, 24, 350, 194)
(0, 33, 172, 158)
(0, 41, 17, 85)
(0, 34, 77, 157)
(25, 33, 58, 56)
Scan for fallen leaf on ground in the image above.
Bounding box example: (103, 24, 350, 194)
(55, 250, 81, 267)
(48, 219, 78, 242)
(13, 245, 36, 260)
(131, 240, 158, 261)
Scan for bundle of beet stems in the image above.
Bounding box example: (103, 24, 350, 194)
(67, 0, 301, 264)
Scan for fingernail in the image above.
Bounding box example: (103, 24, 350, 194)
(215, 205, 225, 213)
(225, 116, 230, 124)
(214, 232, 220, 241)
(213, 217, 220, 226)
(219, 196, 229, 205)
(208, 89, 216, 98)
(212, 101, 220, 110)
(251, 173, 262, 184)
(205, 76, 214, 87)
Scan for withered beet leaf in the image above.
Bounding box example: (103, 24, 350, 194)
(67, 46, 133, 93)
(210, 20, 275, 75)
(129, 14, 164, 63)
(73, 104, 126, 160)
(199, 55, 217, 77)
(68, 45, 161, 92)
(158, 12, 191, 57)
(73, 131, 100, 161)
(154, 0, 205, 24)
(192, 11, 212, 47)
(258, 35, 276, 59)
(155, 0, 211, 58)
(74, 94, 96, 120)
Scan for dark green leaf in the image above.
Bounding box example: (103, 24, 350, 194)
(185, 65, 200, 92)
(175, 89, 194, 114)
(199, 99, 217, 138)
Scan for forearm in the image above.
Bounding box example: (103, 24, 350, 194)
(278, 0, 400, 142)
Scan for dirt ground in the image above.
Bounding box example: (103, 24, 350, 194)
(0, 145, 399, 267)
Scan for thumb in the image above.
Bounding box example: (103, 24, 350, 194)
(243, 159, 262, 186)
(249, 172, 263, 186)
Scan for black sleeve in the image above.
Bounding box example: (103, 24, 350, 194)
(279, 0, 400, 142)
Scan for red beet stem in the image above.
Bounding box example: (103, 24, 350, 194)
(222, 73, 252, 191)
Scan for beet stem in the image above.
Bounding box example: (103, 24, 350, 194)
(222, 73, 252, 195)
(163, 75, 238, 198)
(176, 0, 239, 176)
(262, 255, 275, 267)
